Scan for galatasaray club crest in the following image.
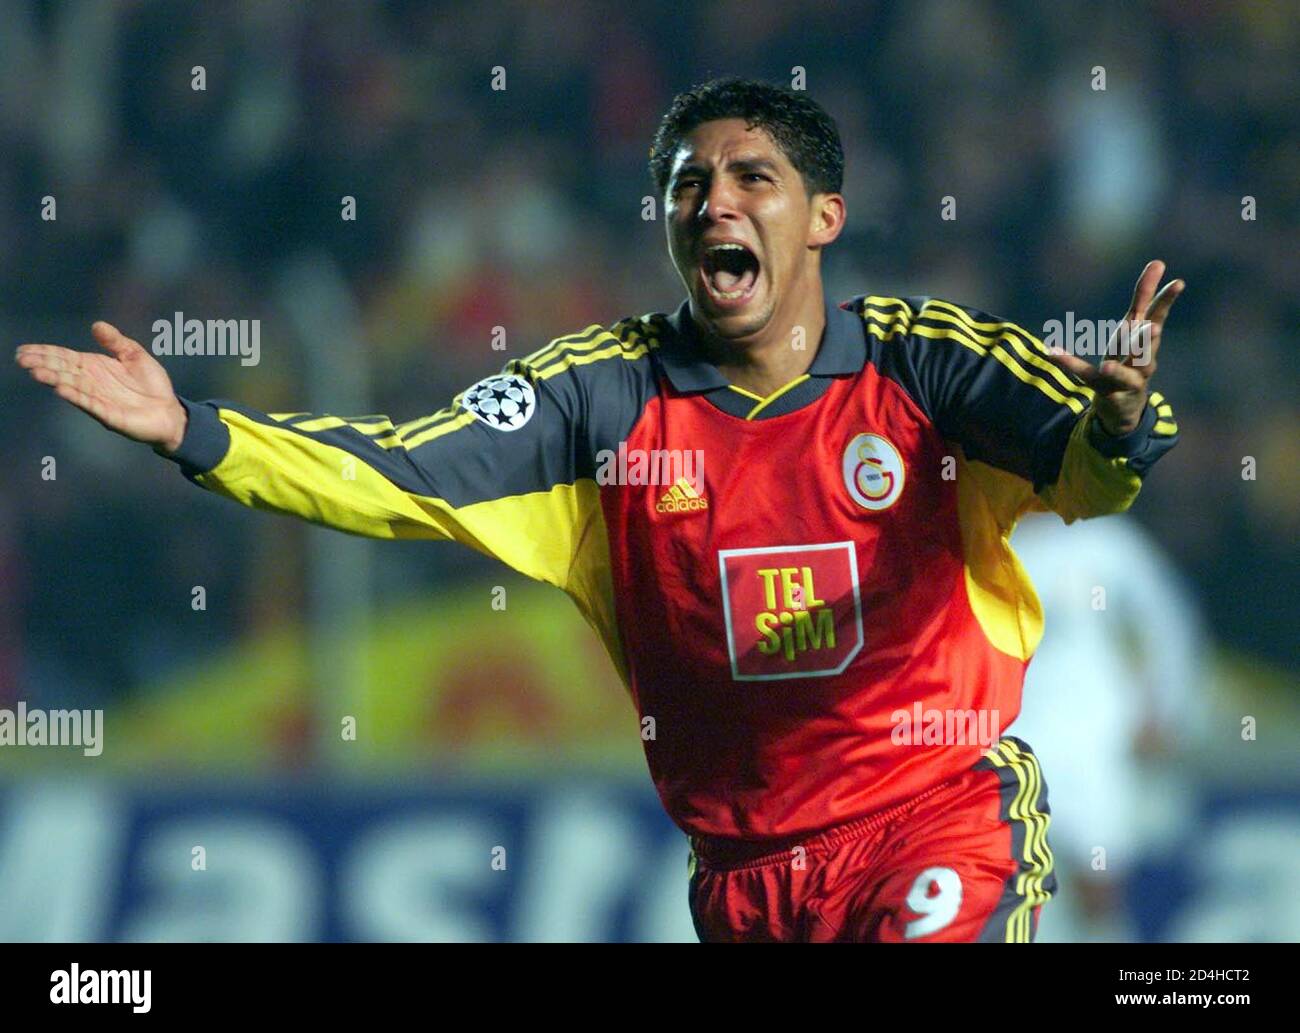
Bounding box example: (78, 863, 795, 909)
(842, 432, 905, 511)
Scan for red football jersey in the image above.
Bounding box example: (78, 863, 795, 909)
(169, 292, 1179, 841)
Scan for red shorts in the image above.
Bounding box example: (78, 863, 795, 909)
(687, 737, 1056, 942)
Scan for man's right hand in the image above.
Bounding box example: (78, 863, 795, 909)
(15, 321, 188, 454)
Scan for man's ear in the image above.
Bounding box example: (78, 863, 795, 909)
(809, 193, 846, 248)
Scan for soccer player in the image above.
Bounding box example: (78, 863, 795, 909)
(16, 78, 1183, 942)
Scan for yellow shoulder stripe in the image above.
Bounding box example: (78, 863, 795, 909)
(527, 320, 658, 378)
(291, 321, 657, 456)
(391, 405, 464, 449)
(863, 295, 915, 320)
(911, 323, 1089, 414)
(520, 324, 610, 368)
(534, 333, 654, 381)
(860, 296, 1094, 413)
(284, 414, 395, 435)
(922, 300, 1094, 403)
(400, 324, 656, 451)
(401, 410, 477, 451)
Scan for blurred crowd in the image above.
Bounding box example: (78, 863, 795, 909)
(1, 0, 1296, 712)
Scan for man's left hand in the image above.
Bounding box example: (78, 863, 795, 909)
(1047, 259, 1184, 436)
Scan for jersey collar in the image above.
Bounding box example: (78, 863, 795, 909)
(658, 294, 866, 394)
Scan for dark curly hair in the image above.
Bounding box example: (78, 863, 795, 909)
(648, 77, 844, 198)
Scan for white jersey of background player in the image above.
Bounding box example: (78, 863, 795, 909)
(1011, 511, 1208, 942)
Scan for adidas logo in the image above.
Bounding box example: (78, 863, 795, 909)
(655, 477, 709, 513)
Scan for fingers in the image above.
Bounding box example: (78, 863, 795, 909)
(1096, 358, 1147, 393)
(22, 356, 107, 420)
(19, 352, 94, 394)
(1045, 348, 1096, 382)
(1047, 348, 1147, 393)
(91, 321, 143, 358)
(1126, 260, 1165, 320)
(1116, 263, 1183, 370)
(16, 325, 148, 437)
(16, 321, 141, 373)
(14, 342, 107, 403)
(15, 343, 84, 376)
(1105, 317, 1159, 372)
(1144, 277, 1185, 327)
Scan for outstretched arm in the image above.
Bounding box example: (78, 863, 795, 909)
(861, 259, 1183, 529)
(16, 321, 594, 586)
(17, 318, 654, 684)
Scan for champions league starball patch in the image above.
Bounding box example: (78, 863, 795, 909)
(461, 373, 536, 431)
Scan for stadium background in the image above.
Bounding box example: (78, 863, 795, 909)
(0, 0, 1296, 941)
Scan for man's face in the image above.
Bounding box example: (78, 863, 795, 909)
(664, 117, 833, 342)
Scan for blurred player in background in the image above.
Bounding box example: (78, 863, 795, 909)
(1012, 512, 1208, 941)
(15, 78, 1185, 942)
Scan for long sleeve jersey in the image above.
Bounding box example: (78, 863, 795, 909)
(167, 293, 1178, 841)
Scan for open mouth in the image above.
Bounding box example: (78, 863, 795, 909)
(699, 242, 760, 304)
